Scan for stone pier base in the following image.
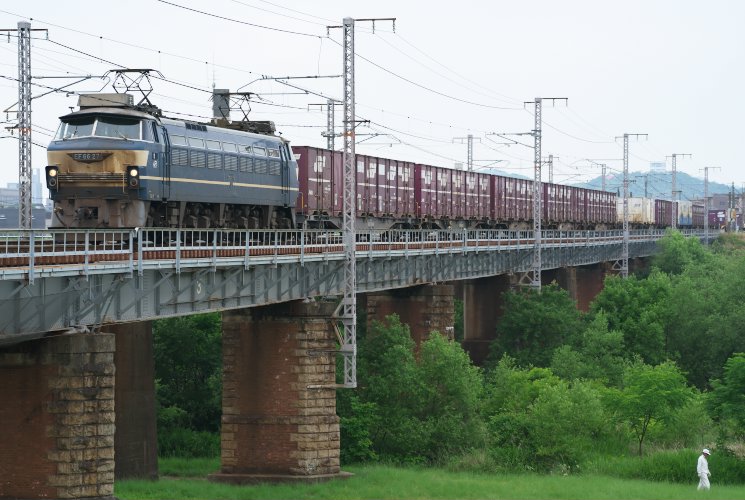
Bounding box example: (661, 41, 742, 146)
(0, 333, 115, 500)
(363, 284, 455, 345)
(209, 301, 348, 484)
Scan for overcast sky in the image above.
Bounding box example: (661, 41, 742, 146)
(0, 0, 742, 200)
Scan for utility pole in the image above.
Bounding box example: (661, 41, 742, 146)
(544, 155, 559, 184)
(452, 134, 481, 171)
(526, 97, 567, 290)
(635, 173, 649, 198)
(616, 133, 648, 278)
(17, 21, 31, 229)
(0, 22, 42, 229)
(339, 16, 357, 389)
(701, 167, 720, 245)
(731, 182, 737, 232)
(325, 97, 335, 150)
(667, 153, 691, 230)
(740, 182, 745, 232)
(310, 99, 342, 150)
(327, 16, 395, 389)
(585, 159, 609, 190)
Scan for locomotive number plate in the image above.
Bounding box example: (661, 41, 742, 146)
(68, 152, 111, 163)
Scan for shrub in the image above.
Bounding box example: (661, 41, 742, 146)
(338, 315, 486, 465)
(483, 358, 611, 471)
(585, 449, 745, 485)
(157, 427, 220, 458)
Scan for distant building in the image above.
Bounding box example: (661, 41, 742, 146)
(32, 168, 42, 205)
(0, 169, 47, 207)
(708, 193, 732, 211)
(649, 161, 666, 172)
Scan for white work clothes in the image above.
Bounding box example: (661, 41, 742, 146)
(697, 454, 711, 490)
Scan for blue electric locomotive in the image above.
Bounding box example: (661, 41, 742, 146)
(46, 93, 299, 229)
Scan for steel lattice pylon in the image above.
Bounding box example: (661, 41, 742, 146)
(338, 17, 357, 388)
(622, 134, 629, 278)
(531, 98, 542, 289)
(17, 21, 32, 229)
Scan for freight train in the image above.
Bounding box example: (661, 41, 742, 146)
(45, 93, 701, 232)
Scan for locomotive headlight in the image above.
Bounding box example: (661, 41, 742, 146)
(45, 166, 59, 189)
(126, 166, 140, 189)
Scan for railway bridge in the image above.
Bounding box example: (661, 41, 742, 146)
(0, 227, 711, 497)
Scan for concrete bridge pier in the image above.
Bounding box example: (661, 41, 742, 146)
(362, 284, 455, 344)
(209, 300, 346, 484)
(110, 322, 158, 480)
(0, 333, 116, 500)
(545, 264, 607, 312)
(458, 275, 513, 365)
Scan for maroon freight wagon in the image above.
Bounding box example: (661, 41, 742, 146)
(294, 144, 618, 230)
(655, 199, 674, 228)
(293, 146, 343, 221)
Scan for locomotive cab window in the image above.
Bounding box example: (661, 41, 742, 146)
(94, 116, 141, 140)
(142, 121, 154, 142)
(56, 118, 95, 140)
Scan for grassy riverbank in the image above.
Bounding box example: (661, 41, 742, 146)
(116, 461, 745, 500)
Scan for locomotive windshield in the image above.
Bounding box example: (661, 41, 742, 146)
(54, 116, 144, 141)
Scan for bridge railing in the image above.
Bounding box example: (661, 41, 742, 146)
(0, 227, 713, 282)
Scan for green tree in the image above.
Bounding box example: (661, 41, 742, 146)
(482, 357, 608, 469)
(604, 361, 693, 456)
(664, 253, 745, 388)
(417, 332, 485, 459)
(550, 312, 627, 386)
(708, 352, 745, 438)
(653, 230, 709, 275)
(339, 315, 487, 464)
(487, 284, 583, 368)
(153, 312, 222, 432)
(590, 272, 671, 365)
(356, 314, 425, 461)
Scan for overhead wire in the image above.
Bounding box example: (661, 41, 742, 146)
(156, 0, 323, 39)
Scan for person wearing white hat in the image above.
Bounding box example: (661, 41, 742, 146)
(697, 448, 711, 490)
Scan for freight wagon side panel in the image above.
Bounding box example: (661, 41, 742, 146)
(692, 203, 705, 227)
(435, 166, 453, 220)
(377, 158, 390, 217)
(293, 145, 312, 215)
(517, 179, 533, 221)
(655, 199, 673, 227)
(399, 162, 415, 218)
(417, 164, 436, 219)
(476, 173, 490, 220)
(452, 170, 466, 219)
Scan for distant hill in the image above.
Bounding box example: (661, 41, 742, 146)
(572, 170, 731, 201)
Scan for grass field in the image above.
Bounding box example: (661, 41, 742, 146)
(116, 461, 745, 500)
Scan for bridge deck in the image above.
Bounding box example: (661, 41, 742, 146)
(0, 228, 711, 344)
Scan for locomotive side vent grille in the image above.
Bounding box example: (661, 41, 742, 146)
(239, 157, 252, 172)
(255, 159, 268, 174)
(191, 151, 206, 168)
(207, 153, 222, 169)
(268, 160, 281, 176)
(225, 156, 238, 171)
(172, 148, 188, 166)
